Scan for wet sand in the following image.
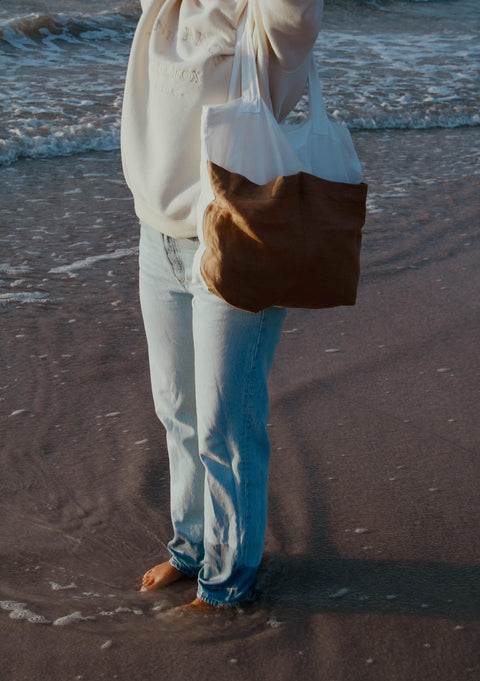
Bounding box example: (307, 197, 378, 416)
(1, 128, 479, 680)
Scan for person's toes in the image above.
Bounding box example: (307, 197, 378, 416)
(142, 576, 155, 590)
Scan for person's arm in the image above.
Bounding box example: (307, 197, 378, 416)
(254, 0, 323, 71)
(251, 0, 324, 120)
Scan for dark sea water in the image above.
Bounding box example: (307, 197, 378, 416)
(0, 0, 479, 165)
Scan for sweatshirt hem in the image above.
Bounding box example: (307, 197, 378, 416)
(134, 200, 198, 239)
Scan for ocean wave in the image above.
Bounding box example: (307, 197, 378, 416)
(0, 0, 447, 50)
(0, 123, 121, 166)
(1, 0, 477, 165)
(325, 0, 444, 6)
(0, 10, 137, 49)
(1, 110, 478, 167)
(347, 113, 480, 131)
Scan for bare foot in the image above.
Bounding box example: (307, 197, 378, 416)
(168, 597, 218, 615)
(140, 561, 185, 592)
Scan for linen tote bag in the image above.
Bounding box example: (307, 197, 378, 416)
(192, 10, 368, 313)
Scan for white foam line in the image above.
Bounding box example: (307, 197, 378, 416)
(49, 581, 78, 591)
(53, 611, 92, 626)
(9, 608, 51, 624)
(0, 292, 51, 303)
(0, 602, 51, 624)
(0, 264, 30, 275)
(0, 601, 27, 611)
(49, 247, 138, 275)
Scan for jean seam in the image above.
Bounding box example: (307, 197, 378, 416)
(164, 234, 186, 287)
(239, 310, 266, 572)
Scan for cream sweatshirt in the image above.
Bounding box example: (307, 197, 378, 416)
(121, 0, 323, 238)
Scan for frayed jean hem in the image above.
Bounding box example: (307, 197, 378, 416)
(196, 588, 242, 608)
(196, 583, 258, 608)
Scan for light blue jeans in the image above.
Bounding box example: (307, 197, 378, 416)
(139, 222, 287, 605)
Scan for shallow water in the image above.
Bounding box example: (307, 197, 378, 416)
(1, 127, 478, 307)
(1, 136, 479, 680)
(0, 0, 479, 164)
(1, 2, 480, 675)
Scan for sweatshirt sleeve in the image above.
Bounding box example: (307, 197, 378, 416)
(256, 0, 323, 71)
(251, 0, 324, 120)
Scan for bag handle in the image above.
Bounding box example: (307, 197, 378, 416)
(228, 10, 246, 102)
(229, 8, 261, 112)
(307, 58, 330, 136)
(230, 5, 330, 133)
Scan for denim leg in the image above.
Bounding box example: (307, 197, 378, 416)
(139, 222, 287, 602)
(192, 289, 287, 605)
(139, 223, 204, 576)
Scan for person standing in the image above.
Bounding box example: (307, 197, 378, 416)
(121, 0, 323, 611)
